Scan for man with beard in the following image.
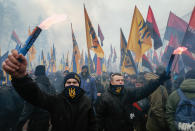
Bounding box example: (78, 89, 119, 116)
(80, 65, 97, 105)
(96, 72, 170, 131)
(2, 50, 97, 131)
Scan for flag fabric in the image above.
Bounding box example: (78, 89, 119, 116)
(65, 51, 69, 71)
(120, 28, 138, 75)
(28, 27, 36, 61)
(127, 6, 152, 62)
(85, 52, 88, 66)
(84, 6, 104, 58)
(182, 7, 195, 53)
(96, 57, 101, 75)
(101, 57, 107, 72)
(164, 12, 188, 43)
(142, 54, 153, 72)
(162, 35, 179, 66)
(98, 24, 104, 46)
(41, 50, 46, 65)
(0, 51, 9, 70)
(146, 6, 162, 49)
(120, 29, 127, 67)
(93, 54, 97, 72)
(113, 48, 117, 63)
(182, 50, 195, 69)
(80, 50, 85, 70)
(88, 50, 95, 73)
(50, 45, 56, 72)
(153, 50, 160, 67)
(93, 54, 102, 75)
(71, 24, 81, 74)
(11, 30, 22, 45)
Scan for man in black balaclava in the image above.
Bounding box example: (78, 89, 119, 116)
(2, 50, 97, 131)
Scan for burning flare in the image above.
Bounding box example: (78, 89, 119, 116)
(173, 47, 188, 55)
(39, 14, 67, 30)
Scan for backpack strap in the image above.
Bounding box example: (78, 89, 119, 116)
(177, 88, 187, 101)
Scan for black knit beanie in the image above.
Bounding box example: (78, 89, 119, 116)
(64, 72, 81, 86)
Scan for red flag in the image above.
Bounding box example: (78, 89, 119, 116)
(164, 12, 188, 43)
(146, 6, 162, 49)
(98, 24, 104, 46)
(182, 7, 195, 53)
(96, 57, 101, 75)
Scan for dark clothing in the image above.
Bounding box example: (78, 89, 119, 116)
(17, 75, 53, 131)
(146, 85, 169, 131)
(96, 79, 162, 131)
(80, 75, 97, 105)
(12, 75, 97, 131)
(166, 79, 195, 131)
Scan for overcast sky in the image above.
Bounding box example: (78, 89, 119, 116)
(4, 0, 195, 64)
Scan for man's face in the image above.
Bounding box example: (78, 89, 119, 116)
(65, 79, 79, 87)
(111, 75, 124, 85)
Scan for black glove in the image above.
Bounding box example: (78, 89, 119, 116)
(158, 71, 171, 84)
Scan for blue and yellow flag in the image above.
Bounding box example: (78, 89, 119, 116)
(84, 5, 104, 58)
(41, 50, 46, 65)
(71, 23, 81, 74)
(50, 45, 56, 72)
(65, 51, 69, 71)
(127, 6, 152, 62)
(80, 50, 85, 70)
(28, 26, 36, 61)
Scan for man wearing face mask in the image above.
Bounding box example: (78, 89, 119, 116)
(2, 50, 97, 131)
(80, 65, 97, 105)
(96, 72, 170, 131)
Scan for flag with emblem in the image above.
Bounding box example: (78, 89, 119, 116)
(127, 6, 152, 62)
(71, 23, 81, 73)
(120, 29, 138, 75)
(84, 5, 104, 58)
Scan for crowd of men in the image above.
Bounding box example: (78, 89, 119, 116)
(0, 50, 195, 131)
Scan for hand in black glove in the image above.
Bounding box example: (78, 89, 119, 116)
(158, 71, 171, 85)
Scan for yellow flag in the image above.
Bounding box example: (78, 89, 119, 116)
(127, 6, 152, 62)
(71, 23, 81, 74)
(65, 51, 69, 71)
(121, 54, 136, 75)
(84, 6, 104, 58)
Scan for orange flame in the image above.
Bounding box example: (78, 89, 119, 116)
(173, 47, 188, 55)
(39, 14, 67, 30)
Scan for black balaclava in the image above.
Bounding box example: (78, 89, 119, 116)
(64, 72, 82, 101)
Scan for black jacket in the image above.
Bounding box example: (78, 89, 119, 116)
(11, 75, 97, 131)
(96, 79, 161, 131)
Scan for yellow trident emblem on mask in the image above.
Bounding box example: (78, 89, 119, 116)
(115, 87, 122, 93)
(69, 88, 76, 99)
